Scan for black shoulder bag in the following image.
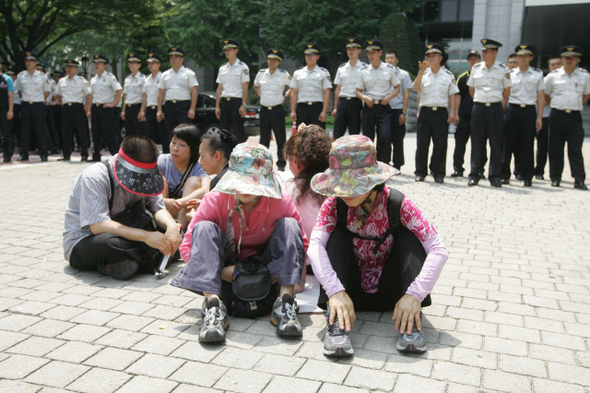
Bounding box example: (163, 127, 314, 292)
(168, 162, 195, 199)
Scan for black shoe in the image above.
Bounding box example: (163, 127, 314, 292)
(535, 175, 544, 180)
(468, 179, 479, 186)
(17, 156, 29, 161)
(450, 171, 463, 177)
(81, 156, 89, 162)
(524, 180, 532, 187)
(574, 181, 588, 190)
(551, 180, 560, 187)
(415, 176, 425, 182)
(96, 260, 139, 280)
(3, 157, 10, 163)
(490, 181, 502, 188)
(91, 155, 101, 162)
(57, 156, 71, 161)
(434, 176, 444, 184)
(40, 155, 48, 162)
(479, 173, 486, 180)
(515, 174, 524, 181)
(500, 178, 510, 185)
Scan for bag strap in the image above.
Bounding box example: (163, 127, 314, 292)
(386, 188, 405, 237)
(169, 161, 195, 199)
(102, 161, 114, 212)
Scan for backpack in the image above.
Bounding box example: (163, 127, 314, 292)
(336, 187, 432, 307)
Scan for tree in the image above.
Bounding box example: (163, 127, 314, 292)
(0, 0, 163, 70)
(379, 12, 422, 75)
(125, 21, 171, 75)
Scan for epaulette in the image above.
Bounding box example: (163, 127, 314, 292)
(385, 63, 394, 68)
(579, 67, 588, 74)
(443, 68, 454, 76)
(498, 62, 506, 68)
(531, 67, 542, 73)
(239, 60, 245, 65)
(549, 69, 559, 74)
(473, 63, 483, 68)
(319, 66, 329, 73)
(279, 69, 287, 73)
(296, 66, 305, 71)
(339, 63, 347, 68)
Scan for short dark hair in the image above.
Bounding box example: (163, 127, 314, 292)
(170, 124, 202, 162)
(201, 128, 238, 161)
(121, 136, 159, 163)
(508, 53, 517, 59)
(548, 55, 562, 62)
(386, 50, 399, 59)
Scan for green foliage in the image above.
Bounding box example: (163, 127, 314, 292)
(125, 22, 171, 75)
(379, 12, 422, 75)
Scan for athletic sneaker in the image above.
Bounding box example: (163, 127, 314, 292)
(323, 317, 354, 357)
(199, 297, 229, 343)
(270, 293, 302, 336)
(396, 325, 426, 353)
(96, 260, 138, 280)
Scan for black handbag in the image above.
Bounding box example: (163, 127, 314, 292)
(232, 256, 271, 301)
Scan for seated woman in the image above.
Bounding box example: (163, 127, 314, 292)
(171, 142, 308, 343)
(308, 135, 448, 357)
(157, 124, 211, 230)
(281, 124, 332, 292)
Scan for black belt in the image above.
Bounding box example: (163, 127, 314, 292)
(262, 104, 282, 110)
(64, 102, 83, 107)
(223, 97, 241, 101)
(24, 101, 44, 104)
(298, 101, 322, 105)
(554, 108, 580, 114)
(509, 103, 535, 108)
(421, 106, 447, 111)
(166, 99, 190, 104)
(340, 96, 360, 101)
(93, 103, 109, 107)
(148, 105, 157, 110)
(474, 102, 501, 107)
(126, 103, 142, 108)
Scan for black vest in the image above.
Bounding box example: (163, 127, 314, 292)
(0, 74, 8, 111)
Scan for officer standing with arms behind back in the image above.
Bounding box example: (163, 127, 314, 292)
(139, 53, 166, 152)
(216, 39, 250, 143)
(157, 47, 199, 148)
(88, 54, 123, 161)
(332, 37, 365, 139)
(466, 39, 511, 187)
(356, 40, 400, 163)
(15, 52, 51, 161)
(55, 59, 91, 162)
(544, 45, 590, 190)
(500, 44, 544, 187)
(290, 43, 332, 129)
(121, 53, 146, 137)
(254, 48, 291, 171)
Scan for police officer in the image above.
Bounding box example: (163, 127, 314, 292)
(544, 45, 590, 190)
(88, 54, 123, 161)
(385, 49, 413, 171)
(139, 53, 167, 152)
(253, 48, 291, 171)
(121, 53, 146, 137)
(52, 70, 65, 152)
(466, 39, 511, 187)
(507, 53, 518, 70)
(157, 47, 198, 147)
(15, 52, 51, 161)
(290, 43, 332, 129)
(452, 50, 481, 177)
(0, 58, 15, 162)
(216, 39, 250, 143)
(55, 59, 91, 161)
(356, 40, 400, 163)
(500, 44, 545, 187)
(332, 37, 366, 139)
(413, 44, 459, 183)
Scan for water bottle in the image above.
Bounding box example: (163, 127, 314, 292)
(448, 122, 457, 134)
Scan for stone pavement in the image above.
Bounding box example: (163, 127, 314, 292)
(1, 134, 589, 393)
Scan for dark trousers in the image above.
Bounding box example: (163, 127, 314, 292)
(91, 105, 120, 157)
(452, 115, 471, 173)
(171, 218, 304, 296)
(362, 104, 393, 164)
(333, 98, 362, 139)
(501, 104, 536, 181)
(69, 233, 161, 271)
(146, 106, 168, 153)
(548, 109, 586, 183)
(469, 104, 504, 183)
(535, 117, 549, 177)
(164, 100, 190, 145)
(220, 98, 246, 143)
(259, 105, 286, 169)
(124, 103, 145, 137)
(20, 102, 49, 157)
(61, 103, 89, 158)
(0, 110, 13, 159)
(12, 104, 21, 150)
(390, 108, 407, 168)
(415, 107, 448, 178)
(46, 106, 60, 152)
(295, 102, 325, 129)
(54, 105, 63, 150)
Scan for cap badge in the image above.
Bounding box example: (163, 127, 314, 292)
(94, 55, 99, 59)
(368, 41, 374, 45)
(482, 39, 487, 44)
(520, 45, 527, 49)
(348, 38, 354, 43)
(427, 45, 433, 49)
(272, 49, 278, 54)
(149, 53, 153, 57)
(567, 47, 574, 52)
(307, 44, 313, 49)
(224, 40, 229, 44)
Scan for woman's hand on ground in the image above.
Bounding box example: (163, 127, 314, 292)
(328, 291, 356, 332)
(392, 294, 422, 334)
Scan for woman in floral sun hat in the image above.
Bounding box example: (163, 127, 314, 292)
(171, 142, 308, 344)
(308, 135, 448, 357)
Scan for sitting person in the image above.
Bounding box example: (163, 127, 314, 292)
(308, 135, 448, 356)
(281, 123, 332, 292)
(171, 142, 308, 343)
(63, 136, 182, 280)
(157, 124, 211, 230)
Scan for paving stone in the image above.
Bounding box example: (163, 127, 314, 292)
(116, 376, 179, 393)
(253, 336, 303, 356)
(69, 309, 119, 326)
(541, 330, 586, 349)
(126, 353, 186, 378)
(57, 324, 111, 342)
(169, 361, 228, 388)
(261, 375, 321, 393)
(170, 340, 224, 362)
(253, 353, 306, 376)
(94, 329, 148, 349)
(6, 336, 65, 357)
(106, 314, 155, 332)
(384, 353, 433, 377)
(24, 361, 89, 388)
(482, 337, 528, 356)
(211, 346, 264, 370)
(547, 362, 590, 386)
(451, 347, 497, 369)
(0, 313, 42, 331)
(482, 369, 532, 393)
(0, 379, 42, 392)
(431, 361, 481, 386)
(83, 347, 143, 371)
(0, 354, 50, 380)
(296, 359, 351, 384)
(531, 377, 586, 393)
(498, 354, 547, 378)
(214, 369, 273, 393)
(131, 335, 185, 356)
(224, 331, 263, 350)
(40, 304, 87, 321)
(0, 330, 29, 351)
(498, 325, 541, 344)
(393, 374, 446, 393)
(344, 366, 396, 391)
(22, 319, 75, 338)
(66, 367, 131, 393)
(46, 341, 102, 363)
(110, 300, 156, 315)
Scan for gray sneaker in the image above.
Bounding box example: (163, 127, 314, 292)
(199, 297, 229, 343)
(96, 260, 138, 280)
(270, 293, 302, 336)
(396, 325, 426, 353)
(323, 317, 354, 357)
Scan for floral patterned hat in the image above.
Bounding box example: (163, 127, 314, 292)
(212, 142, 282, 199)
(310, 135, 399, 197)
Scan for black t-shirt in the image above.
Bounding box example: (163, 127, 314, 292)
(209, 165, 230, 190)
(457, 71, 473, 118)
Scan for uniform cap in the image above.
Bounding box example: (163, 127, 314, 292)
(23, 52, 38, 61)
(167, 47, 184, 57)
(146, 53, 163, 63)
(266, 48, 285, 61)
(365, 40, 383, 51)
(480, 39, 502, 50)
(467, 50, 481, 60)
(64, 59, 80, 67)
(126, 52, 142, 63)
(222, 39, 240, 50)
(515, 44, 535, 56)
(53, 70, 65, 77)
(345, 37, 363, 49)
(304, 43, 320, 54)
(5, 65, 16, 75)
(560, 45, 583, 57)
(425, 43, 444, 55)
(93, 54, 109, 63)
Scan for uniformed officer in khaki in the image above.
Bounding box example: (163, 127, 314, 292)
(290, 43, 332, 129)
(88, 54, 123, 161)
(332, 37, 366, 139)
(216, 39, 250, 143)
(356, 40, 400, 163)
(544, 45, 590, 190)
(157, 47, 199, 149)
(466, 39, 511, 187)
(55, 59, 91, 161)
(139, 53, 167, 152)
(121, 53, 146, 137)
(500, 44, 544, 187)
(253, 48, 291, 170)
(14, 52, 51, 161)
(413, 44, 459, 183)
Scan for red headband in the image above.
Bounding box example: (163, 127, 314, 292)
(118, 148, 157, 169)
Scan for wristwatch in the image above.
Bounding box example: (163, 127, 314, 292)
(402, 111, 407, 115)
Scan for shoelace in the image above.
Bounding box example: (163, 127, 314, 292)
(205, 307, 220, 326)
(281, 302, 296, 320)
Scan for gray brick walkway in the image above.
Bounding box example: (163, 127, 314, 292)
(1, 134, 589, 392)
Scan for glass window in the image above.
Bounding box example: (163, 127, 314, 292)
(459, 0, 474, 21)
(441, 0, 458, 22)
